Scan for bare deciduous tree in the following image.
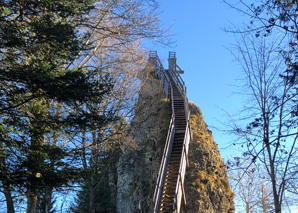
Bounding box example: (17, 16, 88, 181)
(228, 158, 273, 213)
(65, 1, 170, 212)
(228, 31, 298, 212)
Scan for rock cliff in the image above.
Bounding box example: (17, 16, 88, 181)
(115, 77, 170, 212)
(181, 103, 235, 213)
(114, 77, 235, 212)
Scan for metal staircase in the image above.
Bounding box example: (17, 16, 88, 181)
(150, 51, 191, 213)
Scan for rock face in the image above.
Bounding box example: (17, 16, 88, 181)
(181, 103, 235, 213)
(115, 77, 170, 212)
(114, 78, 235, 212)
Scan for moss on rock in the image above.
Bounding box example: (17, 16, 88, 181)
(181, 102, 235, 213)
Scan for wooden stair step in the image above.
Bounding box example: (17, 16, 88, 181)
(165, 175, 178, 179)
(166, 171, 179, 175)
(161, 208, 174, 211)
(160, 205, 174, 209)
(167, 167, 179, 171)
(165, 181, 176, 185)
(171, 153, 182, 156)
(170, 153, 181, 157)
(175, 128, 186, 131)
(164, 185, 176, 189)
(172, 146, 183, 150)
(168, 163, 180, 168)
(171, 147, 182, 151)
(168, 166, 179, 171)
(169, 161, 180, 169)
(170, 157, 181, 161)
(173, 141, 183, 145)
(167, 168, 179, 172)
(174, 136, 184, 139)
(175, 115, 185, 118)
(172, 146, 183, 151)
(175, 120, 186, 122)
(172, 147, 182, 151)
(164, 183, 176, 188)
(161, 199, 174, 204)
(170, 156, 181, 160)
(169, 157, 181, 161)
(163, 188, 175, 193)
(161, 198, 174, 202)
(161, 204, 174, 208)
(173, 138, 184, 141)
(162, 197, 174, 201)
(175, 132, 185, 135)
(169, 160, 180, 165)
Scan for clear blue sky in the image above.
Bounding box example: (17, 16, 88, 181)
(153, 0, 248, 159)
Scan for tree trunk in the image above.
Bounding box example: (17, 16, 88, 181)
(27, 111, 45, 213)
(1, 145, 15, 213)
(3, 186, 15, 213)
(45, 187, 53, 213)
(246, 202, 250, 213)
(89, 177, 96, 213)
(27, 193, 39, 213)
(272, 185, 281, 213)
(269, 159, 281, 213)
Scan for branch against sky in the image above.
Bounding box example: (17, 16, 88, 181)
(56, 1, 171, 212)
(228, 160, 273, 213)
(226, 27, 298, 212)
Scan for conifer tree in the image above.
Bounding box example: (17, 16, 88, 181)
(0, 1, 114, 212)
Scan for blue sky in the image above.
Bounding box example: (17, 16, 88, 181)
(153, 0, 247, 158)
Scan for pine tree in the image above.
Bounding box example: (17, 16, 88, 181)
(0, 1, 115, 212)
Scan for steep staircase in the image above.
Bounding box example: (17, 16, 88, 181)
(150, 51, 191, 213)
(160, 82, 186, 212)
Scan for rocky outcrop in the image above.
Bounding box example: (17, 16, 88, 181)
(181, 102, 235, 213)
(115, 77, 170, 212)
(114, 78, 235, 212)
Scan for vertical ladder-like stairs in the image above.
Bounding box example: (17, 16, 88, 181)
(151, 51, 190, 213)
(160, 81, 186, 212)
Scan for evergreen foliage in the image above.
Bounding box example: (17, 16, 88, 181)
(0, 0, 115, 212)
(71, 172, 115, 212)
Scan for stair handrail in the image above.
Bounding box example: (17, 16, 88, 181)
(150, 51, 176, 213)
